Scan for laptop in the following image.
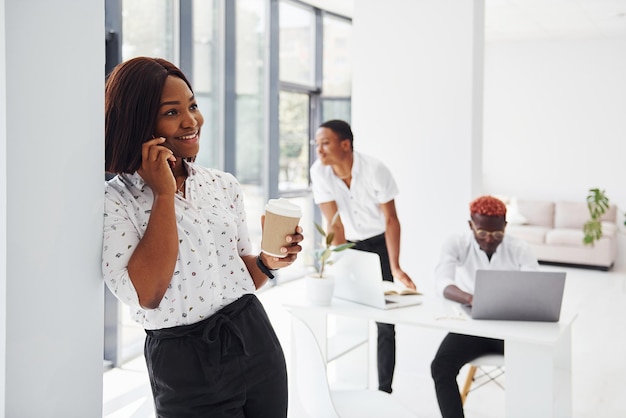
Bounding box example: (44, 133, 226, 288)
(461, 270, 566, 322)
(330, 249, 422, 310)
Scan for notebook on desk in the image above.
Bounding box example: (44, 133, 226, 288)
(461, 269, 566, 322)
(331, 249, 422, 310)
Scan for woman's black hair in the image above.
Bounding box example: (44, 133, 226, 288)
(105, 57, 193, 174)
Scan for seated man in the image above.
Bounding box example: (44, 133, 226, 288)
(430, 195, 539, 418)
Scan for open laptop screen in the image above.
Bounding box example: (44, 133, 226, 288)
(464, 270, 566, 322)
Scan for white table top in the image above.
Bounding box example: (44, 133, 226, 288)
(284, 279, 577, 346)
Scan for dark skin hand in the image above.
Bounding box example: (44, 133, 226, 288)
(243, 216, 304, 289)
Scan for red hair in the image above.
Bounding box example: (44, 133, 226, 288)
(470, 196, 507, 217)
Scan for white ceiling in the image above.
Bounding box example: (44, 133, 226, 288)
(309, 0, 626, 42)
(485, 0, 626, 42)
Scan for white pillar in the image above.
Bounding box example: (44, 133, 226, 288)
(351, 0, 484, 286)
(1, 0, 104, 416)
(0, 0, 7, 414)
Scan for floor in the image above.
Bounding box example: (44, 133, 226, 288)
(103, 264, 626, 418)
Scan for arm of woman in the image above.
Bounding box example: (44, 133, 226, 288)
(242, 253, 273, 289)
(127, 138, 180, 309)
(241, 226, 304, 289)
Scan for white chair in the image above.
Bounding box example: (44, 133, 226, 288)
(290, 315, 415, 418)
(460, 354, 505, 405)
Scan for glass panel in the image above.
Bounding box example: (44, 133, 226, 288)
(322, 14, 352, 96)
(122, 0, 176, 62)
(279, 91, 310, 192)
(118, 0, 179, 364)
(236, 0, 267, 253)
(193, 0, 222, 169)
(321, 14, 352, 124)
(321, 99, 351, 123)
(279, 1, 315, 86)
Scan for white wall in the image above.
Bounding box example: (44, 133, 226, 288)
(352, 1, 626, 277)
(1, 0, 104, 416)
(483, 38, 626, 269)
(0, 0, 6, 413)
(351, 0, 485, 291)
(483, 38, 626, 210)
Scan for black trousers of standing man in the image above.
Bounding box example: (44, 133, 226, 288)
(350, 233, 396, 393)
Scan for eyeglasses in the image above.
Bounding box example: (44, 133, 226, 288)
(470, 221, 505, 240)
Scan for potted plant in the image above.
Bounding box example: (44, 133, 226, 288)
(583, 188, 610, 246)
(305, 213, 355, 306)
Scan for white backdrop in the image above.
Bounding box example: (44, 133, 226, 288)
(352, 2, 626, 278)
(483, 38, 626, 214)
(351, 0, 485, 291)
(483, 38, 626, 269)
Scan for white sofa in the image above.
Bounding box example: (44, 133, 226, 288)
(505, 199, 618, 271)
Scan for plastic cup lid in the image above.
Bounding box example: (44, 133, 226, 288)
(265, 198, 302, 218)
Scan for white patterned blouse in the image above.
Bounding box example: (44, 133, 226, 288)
(102, 161, 255, 330)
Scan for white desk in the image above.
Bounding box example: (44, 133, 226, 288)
(286, 284, 576, 418)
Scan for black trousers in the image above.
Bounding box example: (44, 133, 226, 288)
(350, 233, 396, 393)
(431, 333, 504, 418)
(144, 294, 288, 418)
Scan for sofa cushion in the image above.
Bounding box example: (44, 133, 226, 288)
(506, 225, 550, 244)
(545, 228, 585, 246)
(601, 205, 618, 223)
(602, 221, 618, 236)
(554, 202, 618, 229)
(554, 202, 589, 229)
(506, 198, 528, 225)
(516, 200, 554, 228)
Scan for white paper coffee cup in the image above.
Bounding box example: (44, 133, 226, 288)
(261, 198, 302, 258)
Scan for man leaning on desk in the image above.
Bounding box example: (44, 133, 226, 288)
(430, 195, 539, 418)
(310, 119, 417, 394)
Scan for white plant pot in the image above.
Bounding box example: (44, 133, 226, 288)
(305, 274, 335, 306)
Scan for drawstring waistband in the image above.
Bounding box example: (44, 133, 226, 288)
(201, 311, 250, 364)
(146, 294, 254, 366)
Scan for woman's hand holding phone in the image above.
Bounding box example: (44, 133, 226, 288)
(137, 137, 177, 196)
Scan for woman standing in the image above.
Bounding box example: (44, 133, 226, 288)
(103, 57, 303, 418)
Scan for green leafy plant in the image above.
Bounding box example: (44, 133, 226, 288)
(313, 213, 355, 278)
(583, 188, 610, 246)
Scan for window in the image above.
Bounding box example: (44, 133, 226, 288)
(278, 90, 310, 192)
(321, 13, 352, 122)
(278, 1, 318, 196)
(104, 0, 352, 370)
(192, 0, 223, 169)
(235, 0, 268, 253)
(279, 1, 316, 87)
(106, 0, 184, 366)
(121, 0, 177, 62)
(276, 0, 323, 277)
(322, 13, 351, 97)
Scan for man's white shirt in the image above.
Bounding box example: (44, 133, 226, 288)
(310, 151, 398, 241)
(434, 232, 539, 296)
